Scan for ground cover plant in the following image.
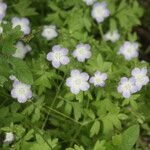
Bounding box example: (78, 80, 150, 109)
(0, 0, 150, 149)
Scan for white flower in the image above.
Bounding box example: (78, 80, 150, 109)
(11, 17, 30, 35)
(131, 67, 149, 91)
(66, 69, 90, 94)
(0, 2, 7, 21)
(118, 41, 139, 60)
(47, 45, 70, 68)
(72, 43, 92, 62)
(104, 30, 120, 43)
(90, 71, 107, 87)
(91, 2, 110, 23)
(12, 41, 32, 59)
(117, 77, 138, 98)
(11, 78, 32, 103)
(83, 0, 96, 5)
(42, 25, 58, 40)
(3, 132, 14, 144)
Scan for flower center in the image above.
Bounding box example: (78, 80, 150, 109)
(47, 29, 52, 35)
(136, 74, 144, 82)
(95, 76, 102, 83)
(78, 48, 86, 56)
(123, 82, 132, 90)
(54, 52, 62, 61)
(95, 6, 105, 16)
(18, 88, 26, 95)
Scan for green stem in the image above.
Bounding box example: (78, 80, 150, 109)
(70, 125, 83, 147)
(45, 106, 82, 126)
(51, 74, 66, 108)
(98, 24, 104, 39)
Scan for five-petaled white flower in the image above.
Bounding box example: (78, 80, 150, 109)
(0, 2, 7, 21)
(104, 30, 120, 43)
(83, 0, 96, 5)
(11, 17, 30, 35)
(131, 67, 149, 91)
(13, 41, 32, 59)
(90, 71, 107, 87)
(91, 2, 110, 23)
(118, 41, 139, 60)
(3, 132, 14, 144)
(47, 45, 70, 68)
(73, 43, 92, 62)
(66, 69, 90, 94)
(11, 77, 32, 103)
(117, 77, 138, 98)
(42, 25, 58, 40)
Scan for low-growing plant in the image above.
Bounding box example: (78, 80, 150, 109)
(0, 0, 150, 150)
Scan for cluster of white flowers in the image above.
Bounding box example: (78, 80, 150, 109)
(13, 41, 32, 59)
(11, 17, 30, 35)
(42, 25, 58, 40)
(10, 76, 32, 103)
(104, 30, 120, 43)
(47, 43, 92, 68)
(91, 2, 110, 23)
(117, 67, 149, 98)
(118, 41, 139, 60)
(3, 132, 14, 144)
(2, 1, 147, 102)
(66, 70, 108, 94)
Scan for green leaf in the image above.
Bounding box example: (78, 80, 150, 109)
(65, 103, 72, 115)
(0, 75, 8, 87)
(90, 120, 100, 137)
(14, 0, 38, 17)
(1, 25, 23, 55)
(72, 102, 82, 121)
(93, 140, 106, 150)
(112, 134, 122, 146)
(117, 125, 140, 150)
(9, 57, 33, 84)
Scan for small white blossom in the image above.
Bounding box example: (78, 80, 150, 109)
(66, 69, 90, 94)
(42, 25, 58, 40)
(91, 2, 109, 23)
(11, 77, 32, 103)
(0, 2, 7, 21)
(118, 41, 139, 60)
(131, 67, 149, 91)
(47, 45, 70, 68)
(3, 132, 14, 144)
(13, 41, 32, 59)
(11, 17, 30, 35)
(117, 77, 138, 98)
(83, 0, 96, 5)
(104, 30, 120, 43)
(90, 71, 107, 87)
(73, 43, 92, 62)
